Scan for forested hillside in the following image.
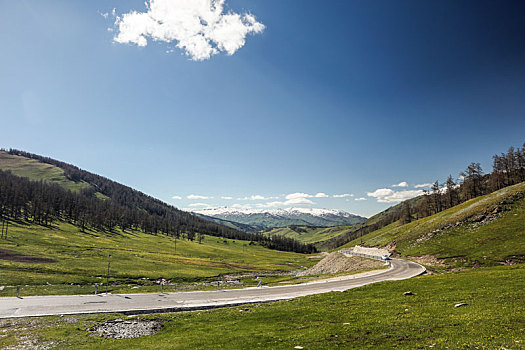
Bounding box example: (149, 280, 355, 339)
(324, 143, 525, 249)
(0, 150, 316, 253)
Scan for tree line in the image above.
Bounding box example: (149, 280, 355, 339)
(326, 143, 525, 249)
(0, 150, 316, 254)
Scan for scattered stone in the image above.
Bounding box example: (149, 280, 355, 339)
(454, 303, 467, 308)
(0, 286, 4, 291)
(403, 291, 413, 296)
(90, 318, 163, 339)
(343, 322, 350, 325)
(294, 347, 304, 349)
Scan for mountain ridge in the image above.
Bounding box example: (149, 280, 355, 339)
(194, 207, 367, 231)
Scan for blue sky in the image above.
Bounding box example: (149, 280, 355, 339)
(1, 0, 524, 217)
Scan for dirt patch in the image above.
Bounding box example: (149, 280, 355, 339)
(0, 249, 57, 264)
(408, 255, 447, 267)
(297, 252, 384, 276)
(90, 318, 163, 339)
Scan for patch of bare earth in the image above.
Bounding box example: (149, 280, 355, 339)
(0, 249, 57, 264)
(408, 255, 447, 267)
(297, 252, 384, 276)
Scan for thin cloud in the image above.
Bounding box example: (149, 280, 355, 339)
(113, 0, 265, 61)
(333, 193, 354, 198)
(237, 195, 279, 201)
(355, 197, 367, 201)
(392, 181, 408, 188)
(221, 196, 233, 200)
(256, 197, 315, 208)
(414, 183, 432, 188)
(171, 195, 182, 200)
(187, 194, 210, 200)
(188, 202, 211, 207)
(231, 203, 252, 209)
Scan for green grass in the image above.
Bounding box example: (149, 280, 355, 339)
(0, 151, 91, 193)
(1, 264, 523, 349)
(264, 225, 356, 245)
(0, 221, 317, 296)
(341, 181, 525, 266)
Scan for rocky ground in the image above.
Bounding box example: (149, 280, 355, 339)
(297, 252, 384, 276)
(90, 318, 163, 339)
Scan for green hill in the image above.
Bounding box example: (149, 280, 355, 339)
(264, 225, 358, 245)
(342, 181, 525, 268)
(0, 151, 91, 193)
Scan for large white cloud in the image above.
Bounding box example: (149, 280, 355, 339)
(113, 0, 265, 60)
(367, 188, 424, 203)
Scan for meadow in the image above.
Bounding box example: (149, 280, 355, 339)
(0, 220, 318, 296)
(1, 264, 523, 349)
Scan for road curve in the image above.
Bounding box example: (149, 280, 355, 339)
(0, 258, 425, 318)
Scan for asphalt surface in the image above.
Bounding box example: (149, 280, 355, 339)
(0, 258, 425, 318)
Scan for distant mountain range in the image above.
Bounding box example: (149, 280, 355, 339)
(194, 207, 367, 232)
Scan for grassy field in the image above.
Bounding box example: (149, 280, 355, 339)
(1, 264, 523, 349)
(0, 220, 319, 296)
(0, 151, 91, 192)
(340, 182, 525, 267)
(264, 225, 355, 245)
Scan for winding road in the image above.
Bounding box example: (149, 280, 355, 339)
(0, 258, 424, 318)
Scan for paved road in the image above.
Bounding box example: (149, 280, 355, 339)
(0, 258, 425, 318)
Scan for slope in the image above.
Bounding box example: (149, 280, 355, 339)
(0, 149, 315, 253)
(264, 225, 359, 245)
(342, 181, 525, 267)
(0, 151, 91, 193)
(0, 220, 315, 296)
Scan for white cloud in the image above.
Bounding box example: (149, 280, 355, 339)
(221, 196, 233, 200)
(414, 183, 432, 188)
(187, 194, 210, 200)
(284, 197, 315, 205)
(255, 197, 315, 208)
(285, 192, 312, 200)
(113, 0, 265, 61)
(231, 203, 252, 209)
(285, 192, 327, 200)
(392, 181, 408, 188)
(355, 197, 367, 201)
(333, 193, 354, 198)
(237, 195, 278, 201)
(171, 195, 182, 200)
(188, 202, 211, 207)
(367, 188, 424, 203)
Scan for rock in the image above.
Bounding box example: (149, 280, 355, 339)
(403, 291, 413, 295)
(343, 322, 350, 325)
(294, 347, 304, 349)
(454, 303, 467, 308)
(91, 319, 163, 339)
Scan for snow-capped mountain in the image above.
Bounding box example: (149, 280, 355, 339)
(194, 207, 367, 231)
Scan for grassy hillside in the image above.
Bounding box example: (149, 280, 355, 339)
(264, 225, 357, 245)
(0, 220, 316, 296)
(0, 151, 91, 192)
(342, 181, 525, 267)
(195, 214, 264, 232)
(2, 264, 523, 349)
